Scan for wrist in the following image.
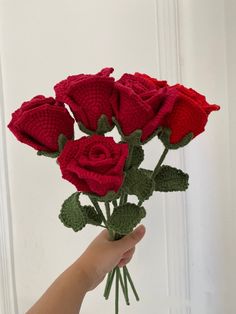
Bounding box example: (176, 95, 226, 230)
(72, 258, 95, 292)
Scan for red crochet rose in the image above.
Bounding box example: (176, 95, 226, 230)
(159, 84, 220, 144)
(54, 67, 115, 132)
(7, 95, 74, 152)
(57, 135, 128, 196)
(112, 72, 169, 142)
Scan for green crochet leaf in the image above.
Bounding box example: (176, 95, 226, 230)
(37, 150, 59, 158)
(122, 168, 155, 202)
(58, 133, 68, 152)
(83, 190, 121, 202)
(139, 168, 153, 178)
(82, 205, 103, 226)
(129, 145, 144, 168)
(59, 192, 87, 232)
(159, 128, 193, 150)
(154, 165, 189, 192)
(107, 203, 146, 235)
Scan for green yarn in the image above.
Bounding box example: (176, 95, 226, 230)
(77, 121, 94, 136)
(82, 205, 103, 226)
(59, 192, 106, 231)
(58, 133, 68, 152)
(159, 128, 193, 150)
(112, 117, 162, 145)
(37, 150, 59, 158)
(37, 133, 69, 158)
(154, 165, 189, 192)
(138, 168, 153, 178)
(106, 203, 146, 235)
(112, 117, 142, 146)
(59, 192, 87, 232)
(83, 190, 121, 202)
(122, 168, 155, 202)
(141, 126, 162, 145)
(96, 114, 114, 134)
(128, 145, 144, 168)
(139, 166, 189, 192)
(78, 114, 114, 135)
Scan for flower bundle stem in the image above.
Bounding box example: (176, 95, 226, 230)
(152, 147, 169, 179)
(119, 191, 126, 206)
(90, 198, 107, 226)
(115, 268, 119, 314)
(104, 268, 116, 299)
(125, 143, 134, 170)
(103, 271, 112, 297)
(123, 266, 139, 301)
(112, 199, 118, 208)
(123, 267, 129, 304)
(90, 196, 139, 312)
(105, 201, 111, 219)
(117, 267, 129, 305)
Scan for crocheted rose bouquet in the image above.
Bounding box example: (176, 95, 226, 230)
(8, 67, 220, 314)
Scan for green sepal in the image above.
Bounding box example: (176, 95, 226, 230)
(37, 150, 59, 158)
(113, 117, 162, 145)
(123, 129, 142, 146)
(106, 203, 146, 235)
(159, 128, 193, 150)
(59, 192, 87, 232)
(82, 205, 103, 226)
(153, 165, 189, 192)
(83, 190, 121, 202)
(58, 133, 68, 152)
(78, 114, 114, 136)
(96, 114, 114, 134)
(122, 168, 155, 202)
(129, 145, 144, 168)
(77, 121, 94, 136)
(141, 127, 162, 145)
(112, 117, 142, 145)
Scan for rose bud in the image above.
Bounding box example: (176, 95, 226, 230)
(112, 72, 169, 143)
(159, 84, 220, 144)
(54, 67, 115, 133)
(8, 95, 74, 152)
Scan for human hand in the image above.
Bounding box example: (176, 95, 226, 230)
(75, 225, 146, 291)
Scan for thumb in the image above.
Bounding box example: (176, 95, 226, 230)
(117, 225, 146, 252)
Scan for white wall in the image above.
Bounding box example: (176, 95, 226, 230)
(0, 0, 235, 314)
(180, 0, 235, 313)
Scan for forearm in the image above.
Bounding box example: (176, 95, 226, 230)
(26, 260, 89, 314)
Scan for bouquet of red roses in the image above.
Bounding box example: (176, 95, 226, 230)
(8, 67, 220, 314)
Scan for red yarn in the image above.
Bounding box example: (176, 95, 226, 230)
(57, 135, 128, 196)
(7, 95, 74, 152)
(112, 72, 170, 142)
(113, 72, 220, 143)
(54, 67, 115, 131)
(161, 85, 220, 143)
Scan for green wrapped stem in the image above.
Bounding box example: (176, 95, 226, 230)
(115, 268, 119, 314)
(117, 267, 129, 305)
(124, 266, 140, 301)
(152, 147, 169, 179)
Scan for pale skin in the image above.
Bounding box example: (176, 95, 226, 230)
(26, 224, 146, 314)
